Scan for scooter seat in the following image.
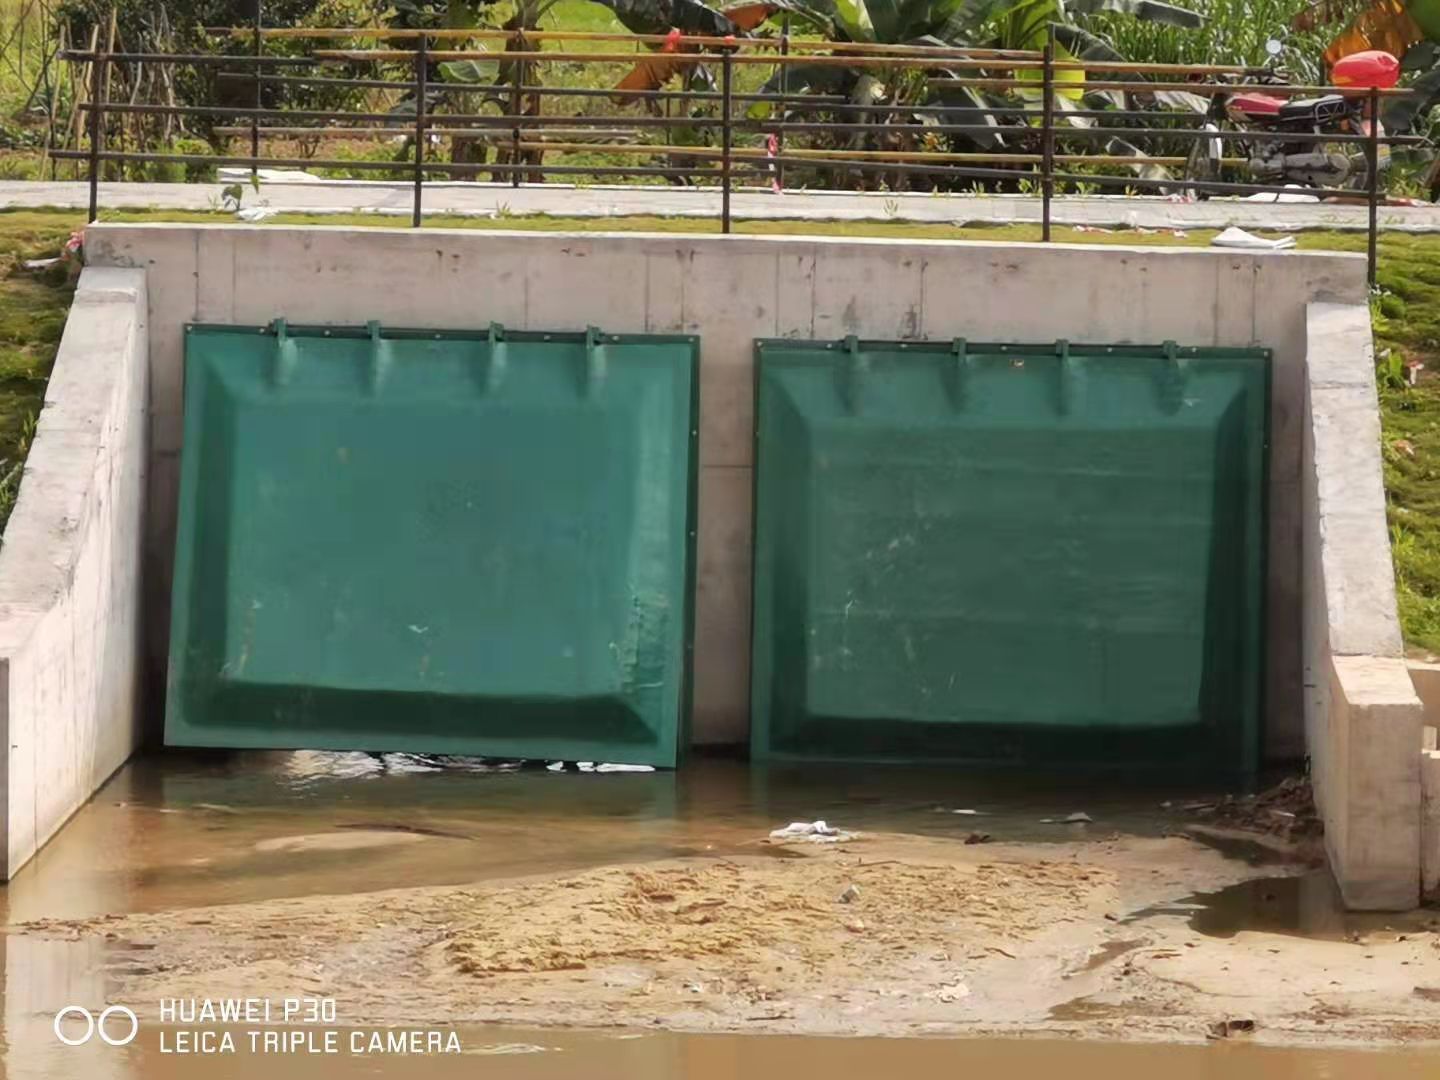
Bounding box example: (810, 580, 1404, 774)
(1279, 94, 1347, 121)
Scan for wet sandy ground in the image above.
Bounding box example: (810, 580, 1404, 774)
(3, 752, 1439, 1077)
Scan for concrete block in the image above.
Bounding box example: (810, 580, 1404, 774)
(1326, 655, 1423, 910)
(812, 243, 923, 340)
(1307, 301, 1378, 387)
(774, 249, 817, 339)
(1316, 512, 1405, 657)
(515, 238, 650, 330)
(1423, 748, 1440, 900)
(698, 360, 754, 469)
(81, 225, 1368, 754)
(1211, 254, 1259, 347)
(195, 227, 237, 324)
(0, 267, 148, 878)
(642, 249, 687, 334)
(1409, 660, 1440, 730)
(692, 465, 752, 746)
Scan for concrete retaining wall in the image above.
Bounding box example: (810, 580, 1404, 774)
(1302, 301, 1425, 910)
(84, 223, 1369, 757)
(0, 267, 148, 879)
(1409, 661, 1440, 900)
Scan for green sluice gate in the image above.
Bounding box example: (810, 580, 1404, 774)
(165, 322, 699, 766)
(750, 338, 1270, 774)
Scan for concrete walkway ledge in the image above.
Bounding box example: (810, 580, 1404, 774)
(0, 267, 148, 879)
(1304, 300, 1427, 909)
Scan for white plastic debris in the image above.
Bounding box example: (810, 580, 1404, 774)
(236, 205, 277, 222)
(1040, 812, 1094, 824)
(1241, 186, 1320, 204)
(217, 166, 324, 184)
(768, 819, 856, 843)
(1210, 226, 1296, 251)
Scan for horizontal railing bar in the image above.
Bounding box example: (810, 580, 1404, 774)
(53, 144, 1401, 201)
(509, 139, 1242, 167)
(49, 148, 706, 177)
(211, 125, 644, 138)
(82, 101, 412, 122)
(59, 47, 1420, 98)
(84, 99, 1422, 147)
(204, 27, 1044, 59)
(215, 71, 856, 105)
(61, 50, 316, 65)
(929, 75, 1415, 97)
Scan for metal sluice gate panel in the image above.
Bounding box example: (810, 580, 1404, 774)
(165, 322, 699, 766)
(750, 337, 1270, 775)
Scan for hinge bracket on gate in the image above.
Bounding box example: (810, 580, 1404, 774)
(481, 322, 508, 395)
(945, 337, 969, 412)
(366, 320, 393, 395)
(268, 318, 298, 388)
(1157, 340, 1190, 415)
(584, 326, 608, 399)
(1055, 339, 1074, 417)
(839, 334, 868, 415)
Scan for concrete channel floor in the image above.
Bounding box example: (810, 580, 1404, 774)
(6, 751, 1440, 1062)
(5, 178, 1440, 231)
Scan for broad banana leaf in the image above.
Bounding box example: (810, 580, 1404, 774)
(723, 0, 792, 27)
(1412, 0, 1440, 38)
(590, 0, 744, 36)
(777, 0, 991, 43)
(604, 0, 796, 97)
(927, 78, 1007, 148)
(1322, 0, 1427, 66)
(1383, 53, 1440, 127)
(438, 57, 500, 83)
(1015, 37, 1088, 101)
(1064, 0, 1201, 26)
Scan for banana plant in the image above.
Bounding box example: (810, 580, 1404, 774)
(1296, 0, 1440, 130)
(737, 0, 1200, 181)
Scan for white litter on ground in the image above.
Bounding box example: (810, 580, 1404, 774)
(1242, 187, 1320, 204)
(1210, 226, 1296, 251)
(768, 820, 857, 843)
(217, 167, 324, 184)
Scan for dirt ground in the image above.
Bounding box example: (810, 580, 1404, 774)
(14, 826, 1440, 1045)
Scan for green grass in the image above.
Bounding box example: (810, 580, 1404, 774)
(0, 210, 78, 529)
(4, 206, 1440, 655)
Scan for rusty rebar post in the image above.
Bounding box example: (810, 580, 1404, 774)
(1041, 24, 1055, 242)
(776, 16, 788, 191)
(250, 0, 262, 184)
(87, 47, 105, 222)
(721, 47, 733, 233)
(509, 31, 523, 189)
(1367, 84, 1380, 288)
(413, 32, 426, 227)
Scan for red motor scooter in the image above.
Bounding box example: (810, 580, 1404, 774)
(1183, 44, 1400, 198)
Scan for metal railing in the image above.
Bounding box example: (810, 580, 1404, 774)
(55, 25, 1426, 283)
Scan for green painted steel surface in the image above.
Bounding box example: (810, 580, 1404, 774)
(751, 338, 1269, 775)
(166, 322, 698, 766)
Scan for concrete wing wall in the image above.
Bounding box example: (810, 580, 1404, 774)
(0, 267, 148, 879)
(83, 224, 1368, 760)
(1302, 301, 1425, 910)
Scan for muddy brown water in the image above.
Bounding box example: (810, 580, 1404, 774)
(2, 750, 1437, 1079)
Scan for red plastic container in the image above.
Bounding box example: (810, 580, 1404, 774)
(1331, 50, 1401, 89)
